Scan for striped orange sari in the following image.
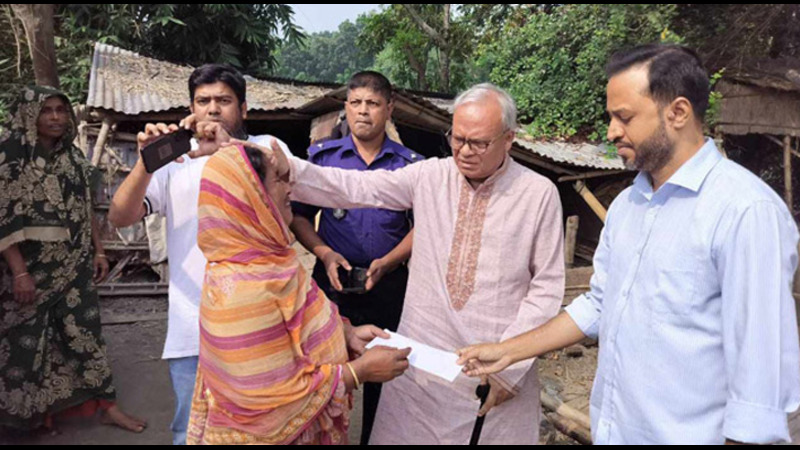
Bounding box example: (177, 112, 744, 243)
(187, 145, 350, 445)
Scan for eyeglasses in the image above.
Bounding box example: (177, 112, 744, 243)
(445, 129, 509, 155)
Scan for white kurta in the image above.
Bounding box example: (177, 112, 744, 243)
(289, 154, 565, 444)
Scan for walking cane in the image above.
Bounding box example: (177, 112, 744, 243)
(469, 383, 491, 445)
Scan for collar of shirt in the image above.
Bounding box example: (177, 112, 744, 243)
(633, 138, 723, 201)
(337, 134, 415, 166)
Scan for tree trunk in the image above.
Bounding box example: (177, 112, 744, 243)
(404, 43, 429, 91)
(402, 4, 451, 92)
(440, 5, 451, 93)
(10, 4, 59, 88)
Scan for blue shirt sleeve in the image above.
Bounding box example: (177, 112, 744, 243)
(714, 201, 800, 444)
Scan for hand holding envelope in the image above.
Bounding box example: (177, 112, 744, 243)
(366, 330, 463, 382)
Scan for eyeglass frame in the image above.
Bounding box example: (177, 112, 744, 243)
(445, 128, 511, 155)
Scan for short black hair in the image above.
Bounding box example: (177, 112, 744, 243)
(606, 44, 710, 121)
(188, 64, 247, 106)
(347, 71, 393, 102)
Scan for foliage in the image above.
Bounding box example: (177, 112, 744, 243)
(357, 5, 476, 93)
(0, 3, 303, 120)
(705, 69, 725, 132)
(62, 5, 303, 74)
(274, 19, 373, 83)
(482, 4, 679, 142)
(672, 4, 800, 70)
(3, 4, 797, 145)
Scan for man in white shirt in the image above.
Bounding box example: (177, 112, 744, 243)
(457, 44, 800, 444)
(108, 64, 291, 445)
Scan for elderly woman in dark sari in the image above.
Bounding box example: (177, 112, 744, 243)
(0, 86, 146, 433)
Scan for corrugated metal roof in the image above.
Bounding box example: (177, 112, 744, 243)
(514, 135, 626, 170)
(400, 92, 622, 170)
(417, 96, 455, 114)
(87, 43, 330, 115)
(87, 44, 622, 170)
(401, 91, 621, 170)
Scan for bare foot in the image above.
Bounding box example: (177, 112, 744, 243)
(100, 405, 147, 433)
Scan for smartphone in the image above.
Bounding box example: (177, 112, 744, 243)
(140, 129, 194, 173)
(337, 266, 369, 294)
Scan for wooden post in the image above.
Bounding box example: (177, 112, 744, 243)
(541, 390, 591, 430)
(91, 117, 114, 167)
(574, 181, 608, 223)
(785, 136, 793, 213)
(78, 121, 89, 157)
(565, 216, 580, 268)
(545, 412, 593, 445)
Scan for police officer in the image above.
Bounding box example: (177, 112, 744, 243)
(291, 71, 422, 445)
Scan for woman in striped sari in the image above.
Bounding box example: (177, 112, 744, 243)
(187, 142, 409, 445)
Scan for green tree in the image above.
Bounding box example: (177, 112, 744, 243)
(9, 5, 59, 88)
(0, 4, 35, 124)
(482, 4, 678, 141)
(62, 5, 303, 76)
(1, 3, 304, 120)
(274, 19, 374, 83)
(672, 4, 800, 70)
(357, 5, 475, 93)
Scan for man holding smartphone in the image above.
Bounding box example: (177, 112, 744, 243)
(108, 64, 292, 445)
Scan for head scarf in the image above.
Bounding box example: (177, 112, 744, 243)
(0, 85, 96, 253)
(194, 145, 348, 443)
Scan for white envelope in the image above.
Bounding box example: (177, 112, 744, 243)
(365, 330, 462, 383)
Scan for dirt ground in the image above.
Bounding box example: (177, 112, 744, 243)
(3, 259, 796, 445)
(0, 291, 593, 446)
(0, 291, 365, 446)
(0, 260, 599, 445)
(1, 292, 596, 446)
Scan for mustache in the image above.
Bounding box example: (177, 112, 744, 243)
(612, 138, 633, 148)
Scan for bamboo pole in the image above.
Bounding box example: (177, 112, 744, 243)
(574, 181, 608, 223)
(91, 117, 114, 167)
(87, 127, 137, 143)
(541, 390, 593, 444)
(545, 412, 592, 445)
(78, 121, 88, 157)
(558, 170, 628, 183)
(541, 390, 592, 431)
